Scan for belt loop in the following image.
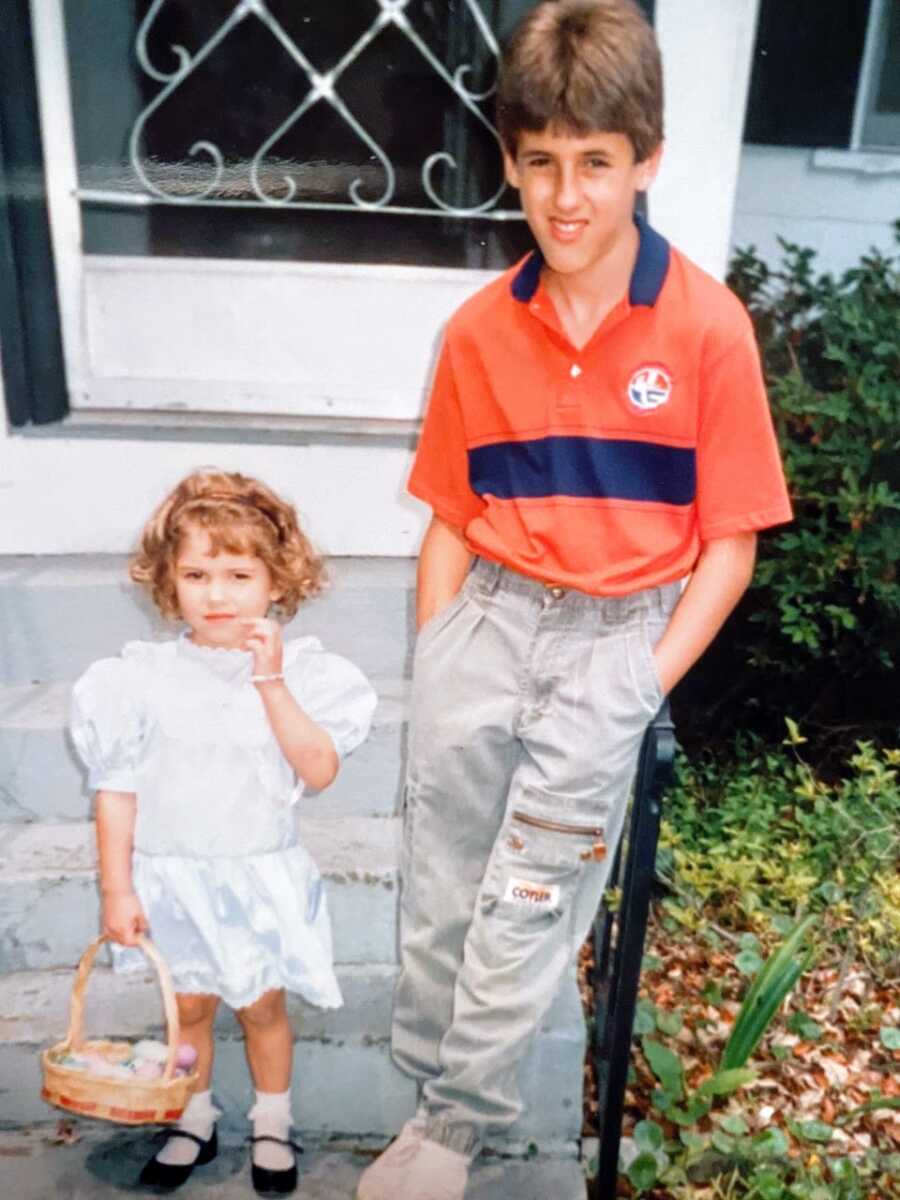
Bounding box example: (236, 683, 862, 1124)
(472, 556, 501, 596)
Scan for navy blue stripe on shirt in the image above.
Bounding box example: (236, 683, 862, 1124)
(468, 436, 696, 506)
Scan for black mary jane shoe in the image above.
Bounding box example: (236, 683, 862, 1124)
(138, 1127, 218, 1191)
(249, 1134, 304, 1195)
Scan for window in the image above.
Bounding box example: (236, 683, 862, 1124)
(854, 0, 900, 150)
(65, 0, 538, 269)
(743, 1, 873, 149)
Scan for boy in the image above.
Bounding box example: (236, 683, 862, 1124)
(358, 3, 791, 1198)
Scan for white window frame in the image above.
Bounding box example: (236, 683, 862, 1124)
(851, 0, 900, 152)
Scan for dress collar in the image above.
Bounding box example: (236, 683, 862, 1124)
(176, 631, 254, 683)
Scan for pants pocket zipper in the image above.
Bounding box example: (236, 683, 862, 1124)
(512, 810, 607, 861)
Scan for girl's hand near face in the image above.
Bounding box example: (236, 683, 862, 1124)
(243, 620, 340, 790)
(241, 617, 284, 677)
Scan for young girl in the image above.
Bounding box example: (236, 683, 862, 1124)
(70, 470, 376, 1195)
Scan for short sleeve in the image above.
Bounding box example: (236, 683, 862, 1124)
(284, 640, 376, 760)
(407, 334, 486, 531)
(696, 323, 793, 540)
(70, 657, 148, 792)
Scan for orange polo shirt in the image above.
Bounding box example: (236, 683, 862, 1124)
(408, 216, 792, 596)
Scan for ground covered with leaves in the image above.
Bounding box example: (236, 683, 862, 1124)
(581, 733, 900, 1200)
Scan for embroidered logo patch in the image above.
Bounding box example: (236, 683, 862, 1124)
(627, 364, 672, 412)
(504, 876, 560, 908)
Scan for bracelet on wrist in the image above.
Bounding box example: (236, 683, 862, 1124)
(251, 672, 284, 683)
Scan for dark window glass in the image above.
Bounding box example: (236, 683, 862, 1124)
(863, 0, 900, 148)
(743, 0, 872, 148)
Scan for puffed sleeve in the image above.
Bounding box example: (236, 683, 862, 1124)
(70, 655, 149, 792)
(283, 639, 376, 760)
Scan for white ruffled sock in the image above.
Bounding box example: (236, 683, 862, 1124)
(156, 1089, 219, 1167)
(248, 1089, 295, 1172)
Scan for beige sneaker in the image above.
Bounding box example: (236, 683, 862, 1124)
(356, 1115, 427, 1200)
(391, 1137, 471, 1200)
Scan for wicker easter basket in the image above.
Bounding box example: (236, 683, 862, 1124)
(41, 934, 198, 1125)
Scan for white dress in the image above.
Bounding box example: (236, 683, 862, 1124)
(70, 634, 376, 1011)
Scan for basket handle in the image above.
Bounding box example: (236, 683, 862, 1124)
(61, 934, 182, 1082)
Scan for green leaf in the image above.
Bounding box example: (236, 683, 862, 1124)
(735, 949, 764, 976)
(633, 1120, 665, 1154)
(787, 1012, 823, 1040)
(838, 1093, 900, 1124)
(626, 1151, 659, 1191)
(749, 1127, 789, 1158)
(655, 1008, 683, 1036)
(702, 980, 725, 1005)
(750, 1168, 787, 1200)
(784, 717, 808, 746)
(880, 1026, 900, 1050)
(720, 915, 817, 1072)
(711, 1128, 735, 1154)
(633, 999, 657, 1035)
(679, 1130, 707, 1150)
(668, 1094, 711, 1126)
(816, 881, 844, 905)
(695, 1067, 757, 1098)
(792, 1118, 834, 1144)
(720, 1114, 750, 1136)
(642, 1038, 684, 1100)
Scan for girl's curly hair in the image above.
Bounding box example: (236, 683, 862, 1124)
(130, 470, 326, 621)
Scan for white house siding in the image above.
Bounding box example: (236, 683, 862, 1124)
(731, 144, 900, 277)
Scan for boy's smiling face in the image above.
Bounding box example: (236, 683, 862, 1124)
(504, 127, 662, 290)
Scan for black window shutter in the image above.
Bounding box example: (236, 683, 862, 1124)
(0, 0, 68, 427)
(744, 0, 873, 148)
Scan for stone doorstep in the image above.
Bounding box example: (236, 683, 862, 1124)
(0, 1129, 589, 1200)
(0, 961, 581, 1046)
(0, 818, 401, 971)
(1, 969, 585, 1146)
(0, 818, 399, 885)
(0, 677, 407, 822)
(0, 558, 416, 688)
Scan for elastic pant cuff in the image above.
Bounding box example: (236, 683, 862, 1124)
(422, 1117, 480, 1158)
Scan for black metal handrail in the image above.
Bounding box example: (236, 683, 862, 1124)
(590, 702, 677, 1200)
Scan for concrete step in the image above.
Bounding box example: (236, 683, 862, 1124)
(0, 819, 400, 971)
(0, 1128, 589, 1199)
(0, 676, 406, 823)
(0, 556, 415, 686)
(0, 963, 585, 1147)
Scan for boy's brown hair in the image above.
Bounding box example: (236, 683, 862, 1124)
(130, 469, 325, 621)
(497, 0, 663, 162)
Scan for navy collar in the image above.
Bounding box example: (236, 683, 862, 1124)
(510, 213, 670, 307)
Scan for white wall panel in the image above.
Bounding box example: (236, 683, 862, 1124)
(652, 0, 761, 280)
(731, 145, 899, 275)
(80, 259, 493, 417)
(0, 431, 426, 555)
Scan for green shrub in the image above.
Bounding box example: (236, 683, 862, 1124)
(657, 731, 900, 980)
(677, 225, 900, 758)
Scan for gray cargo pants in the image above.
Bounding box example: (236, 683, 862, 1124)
(391, 558, 679, 1155)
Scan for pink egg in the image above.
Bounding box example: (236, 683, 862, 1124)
(175, 1043, 198, 1069)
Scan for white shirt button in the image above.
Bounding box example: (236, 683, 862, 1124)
(570, 364, 582, 378)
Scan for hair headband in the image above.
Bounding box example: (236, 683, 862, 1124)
(184, 491, 284, 539)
